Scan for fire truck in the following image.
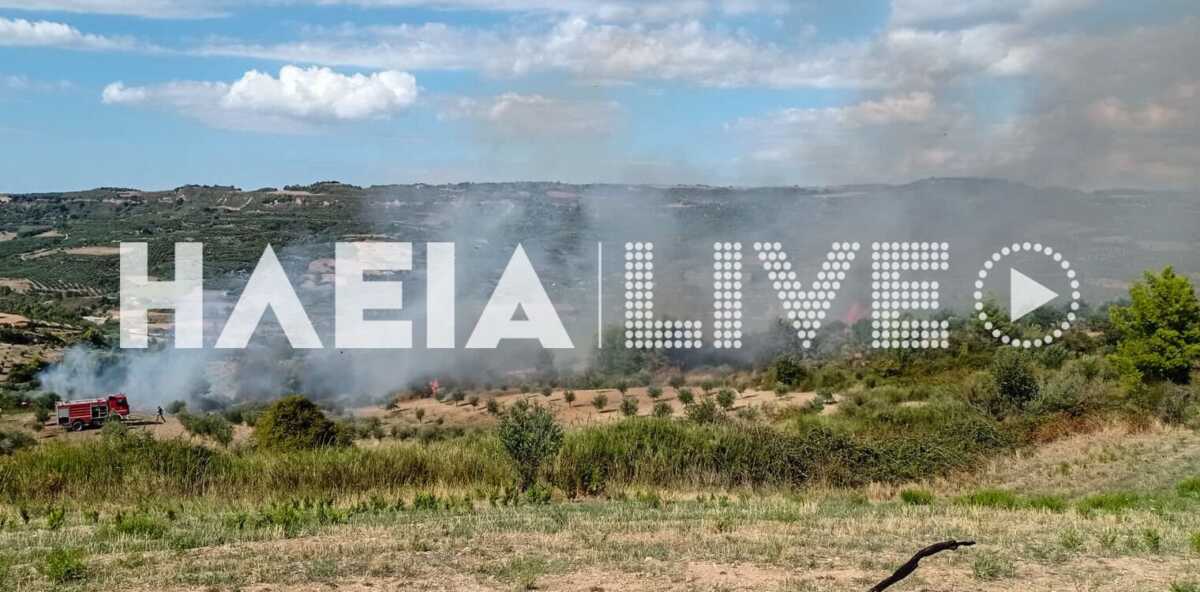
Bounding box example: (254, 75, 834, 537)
(55, 394, 131, 431)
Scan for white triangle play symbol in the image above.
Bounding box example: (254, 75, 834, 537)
(1010, 268, 1058, 321)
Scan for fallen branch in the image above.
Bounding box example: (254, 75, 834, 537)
(868, 539, 976, 592)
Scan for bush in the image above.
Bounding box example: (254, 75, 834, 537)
(685, 397, 723, 424)
(254, 396, 347, 451)
(498, 400, 563, 491)
(668, 375, 685, 389)
(648, 386, 663, 400)
(486, 398, 501, 415)
(166, 400, 187, 414)
(100, 417, 129, 439)
(652, 401, 672, 418)
(620, 396, 638, 417)
(41, 548, 86, 584)
(178, 412, 233, 446)
(467, 395, 480, 407)
(990, 348, 1039, 409)
(677, 388, 695, 405)
(563, 390, 576, 405)
(33, 406, 50, 425)
(716, 388, 736, 410)
(592, 393, 608, 411)
(764, 354, 809, 387)
(0, 428, 35, 455)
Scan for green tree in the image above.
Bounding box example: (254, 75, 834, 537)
(1109, 267, 1200, 384)
(498, 400, 563, 491)
(254, 395, 346, 451)
(990, 348, 1040, 409)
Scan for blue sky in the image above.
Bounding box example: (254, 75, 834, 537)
(1, 1, 1198, 192)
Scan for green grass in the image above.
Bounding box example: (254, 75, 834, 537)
(40, 548, 86, 584)
(1076, 492, 1141, 514)
(898, 488, 934, 505)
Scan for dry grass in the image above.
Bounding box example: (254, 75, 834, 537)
(2, 423, 1199, 591)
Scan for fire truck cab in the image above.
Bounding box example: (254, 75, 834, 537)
(56, 394, 131, 431)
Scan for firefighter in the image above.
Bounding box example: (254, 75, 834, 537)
(156, 405, 165, 423)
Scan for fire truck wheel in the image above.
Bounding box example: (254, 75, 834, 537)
(71, 421, 85, 432)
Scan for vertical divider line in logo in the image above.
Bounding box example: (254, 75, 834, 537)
(597, 242, 603, 348)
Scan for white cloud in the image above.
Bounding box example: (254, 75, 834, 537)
(0, 0, 786, 20)
(102, 65, 418, 132)
(0, 1, 223, 18)
(889, 0, 1095, 28)
(0, 16, 136, 49)
(443, 92, 620, 138)
(1, 74, 74, 91)
(201, 18, 878, 89)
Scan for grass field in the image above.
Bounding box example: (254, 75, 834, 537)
(2, 421, 1199, 592)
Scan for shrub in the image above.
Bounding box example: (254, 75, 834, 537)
(616, 381, 629, 395)
(677, 388, 695, 405)
(1109, 267, 1200, 384)
(563, 390, 576, 405)
(486, 399, 501, 415)
(716, 388, 736, 410)
(541, 387, 553, 397)
(100, 417, 129, 439)
(620, 396, 638, 417)
(899, 488, 933, 505)
(685, 397, 722, 424)
(592, 393, 608, 411)
(415, 408, 426, 422)
(254, 396, 347, 451)
(648, 386, 663, 400)
(498, 400, 563, 491)
(41, 548, 86, 584)
(668, 375, 685, 389)
(467, 395, 480, 407)
(652, 401, 672, 418)
(991, 348, 1039, 409)
(33, 406, 50, 425)
(178, 412, 233, 447)
(166, 400, 187, 414)
(1190, 531, 1200, 555)
(0, 428, 35, 456)
(765, 354, 809, 387)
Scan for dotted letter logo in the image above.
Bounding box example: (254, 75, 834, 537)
(870, 242, 950, 349)
(623, 242, 703, 350)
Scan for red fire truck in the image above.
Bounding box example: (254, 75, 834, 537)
(55, 394, 131, 431)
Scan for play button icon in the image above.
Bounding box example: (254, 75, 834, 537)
(975, 242, 1081, 348)
(1010, 268, 1059, 321)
